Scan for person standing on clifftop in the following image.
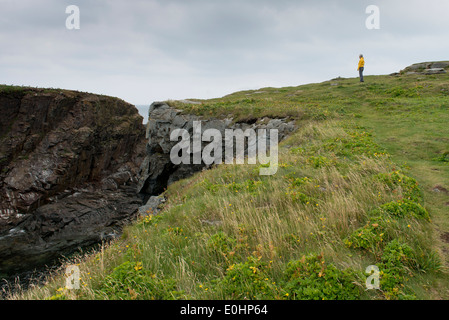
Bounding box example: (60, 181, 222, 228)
(358, 54, 365, 82)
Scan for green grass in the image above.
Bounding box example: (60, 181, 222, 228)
(8, 72, 449, 300)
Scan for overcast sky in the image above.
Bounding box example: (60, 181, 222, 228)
(1, 0, 449, 116)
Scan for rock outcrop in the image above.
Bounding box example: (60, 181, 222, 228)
(0, 89, 296, 280)
(399, 61, 449, 75)
(0, 87, 146, 276)
(137, 101, 296, 198)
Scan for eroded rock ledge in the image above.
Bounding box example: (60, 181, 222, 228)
(396, 61, 449, 75)
(137, 101, 297, 199)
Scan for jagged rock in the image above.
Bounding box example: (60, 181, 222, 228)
(431, 62, 449, 69)
(0, 186, 142, 275)
(400, 61, 449, 75)
(0, 87, 146, 277)
(138, 195, 166, 216)
(424, 68, 446, 75)
(137, 101, 297, 197)
(406, 62, 432, 71)
(432, 185, 448, 194)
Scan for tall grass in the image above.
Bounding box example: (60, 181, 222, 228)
(8, 72, 449, 300)
(9, 116, 439, 300)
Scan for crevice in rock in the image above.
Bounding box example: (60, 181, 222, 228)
(136, 101, 297, 214)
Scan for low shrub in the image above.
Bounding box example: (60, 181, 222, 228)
(285, 190, 312, 204)
(344, 215, 391, 255)
(207, 232, 237, 257)
(282, 254, 362, 300)
(432, 151, 449, 163)
(97, 261, 182, 300)
(217, 256, 279, 299)
(307, 155, 334, 168)
(377, 199, 430, 221)
(375, 171, 422, 202)
(378, 239, 417, 300)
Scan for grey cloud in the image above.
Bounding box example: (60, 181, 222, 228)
(1, 0, 449, 105)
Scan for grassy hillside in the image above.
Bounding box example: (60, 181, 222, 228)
(10, 71, 449, 300)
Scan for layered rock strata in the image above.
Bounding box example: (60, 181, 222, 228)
(0, 87, 146, 276)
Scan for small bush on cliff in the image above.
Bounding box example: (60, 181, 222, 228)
(377, 199, 430, 221)
(216, 256, 280, 299)
(96, 261, 182, 300)
(374, 171, 422, 202)
(344, 216, 390, 255)
(207, 231, 237, 262)
(378, 239, 417, 300)
(282, 254, 362, 300)
(433, 151, 449, 163)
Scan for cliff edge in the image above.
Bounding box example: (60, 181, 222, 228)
(0, 86, 146, 276)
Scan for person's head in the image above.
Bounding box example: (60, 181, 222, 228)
(359, 54, 364, 58)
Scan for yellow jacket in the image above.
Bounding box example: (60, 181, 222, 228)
(358, 57, 365, 70)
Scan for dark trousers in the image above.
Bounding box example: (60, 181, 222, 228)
(359, 67, 364, 82)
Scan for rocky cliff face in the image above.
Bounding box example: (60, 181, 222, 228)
(0, 91, 295, 280)
(137, 101, 296, 199)
(0, 87, 146, 276)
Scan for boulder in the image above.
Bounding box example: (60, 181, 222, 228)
(431, 62, 449, 69)
(138, 195, 166, 216)
(424, 68, 446, 75)
(400, 61, 449, 74)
